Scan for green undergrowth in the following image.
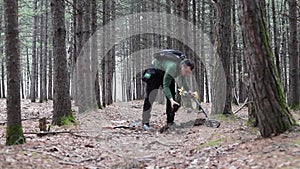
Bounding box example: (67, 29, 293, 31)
(196, 137, 227, 150)
(292, 140, 300, 145)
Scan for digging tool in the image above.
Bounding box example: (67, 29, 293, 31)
(178, 87, 220, 128)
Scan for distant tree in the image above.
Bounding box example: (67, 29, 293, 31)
(239, 0, 295, 137)
(51, 0, 72, 125)
(0, 4, 3, 98)
(1, 57, 5, 98)
(30, 0, 38, 102)
(39, 0, 44, 103)
(91, 0, 101, 109)
(4, 0, 25, 145)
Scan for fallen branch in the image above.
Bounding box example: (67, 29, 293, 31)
(0, 117, 52, 125)
(23, 130, 104, 137)
(147, 140, 177, 147)
(233, 98, 250, 114)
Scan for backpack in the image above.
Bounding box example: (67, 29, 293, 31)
(153, 50, 187, 62)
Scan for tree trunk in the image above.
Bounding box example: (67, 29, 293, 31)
(4, 0, 25, 145)
(213, 0, 232, 114)
(26, 48, 30, 99)
(101, 0, 108, 107)
(39, 0, 44, 103)
(91, 0, 101, 109)
(51, 0, 72, 125)
(199, 0, 205, 102)
(0, 6, 2, 98)
(239, 0, 295, 137)
(166, 0, 172, 48)
(74, 0, 84, 106)
(0, 5, 5, 99)
(30, 0, 38, 102)
(174, 0, 183, 51)
(271, 0, 280, 78)
(232, 0, 238, 104)
(107, 0, 116, 105)
(288, 0, 299, 109)
(1, 58, 5, 98)
(81, 0, 92, 112)
(21, 72, 25, 99)
(48, 49, 53, 100)
(43, 0, 49, 101)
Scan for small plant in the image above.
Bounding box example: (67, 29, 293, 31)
(292, 140, 300, 145)
(196, 137, 226, 150)
(59, 114, 76, 126)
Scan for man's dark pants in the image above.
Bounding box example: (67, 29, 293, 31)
(142, 69, 176, 124)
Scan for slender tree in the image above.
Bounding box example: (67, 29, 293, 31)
(91, 0, 101, 108)
(288, 0, 299, 109)
(51, 0, 72, 125)
(43, 0, 49, 101)
(0, 8, 4, 98)
(30, 0, 38, 102)
(239, 0, 295, 137)
(48, 49, 53, 100)
(4, 0, 25, 145)
(0, 4, 2, 98)
(213, 0, 232, 114)
(39, 0, 44, 103)
(271, 0, 280, 77)
(1, 58, 5, 98)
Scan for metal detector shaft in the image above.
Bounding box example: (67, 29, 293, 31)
(193, 98, 208, 118)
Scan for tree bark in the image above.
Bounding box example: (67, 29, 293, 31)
(199, 0, 205, 102)
(48, 49, 53, 100)
(30, 0, 38, 102)
(4, 0, 25, 145)
(26, 48, 30, 99)
(91, 0, 101, 109)
(271, 0, 280, 78)
(39, 0, 44, 103)
(74, 0, 84, 106)
(166, 0, 172, 48)
(107, 0, 116, 105)
(101, 0, 108, 106)
(213, 0, 232, 114)
(43, 0, 49, 101)
(0, 6, 2, 98)
(239, 0, 295, 137)
(51, 0, 72, 125)
(80, 0, 92, 113)
(288, 0, 299, 109)
(232, 0, 238, 103)
(1, 58, 5, 98)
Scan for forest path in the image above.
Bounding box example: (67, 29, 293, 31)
(0, 99, 300, 168)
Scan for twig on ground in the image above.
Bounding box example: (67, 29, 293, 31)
(147, 140, 178, 148)
(233, 98, 250, 114)
(23, 130, 104, 136)
(0, 117, 52, 125)
(59, 161, 80, 166)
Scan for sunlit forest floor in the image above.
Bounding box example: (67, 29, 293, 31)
(0, 99, 300, 168)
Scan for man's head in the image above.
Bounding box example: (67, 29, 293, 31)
(181, 59, 194, 76)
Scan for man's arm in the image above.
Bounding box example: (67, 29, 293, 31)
(163, 72, 174, 100)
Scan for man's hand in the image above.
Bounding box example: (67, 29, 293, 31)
(170, 98, 179, 108)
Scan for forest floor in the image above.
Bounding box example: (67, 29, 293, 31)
(0, 99, 300, 169)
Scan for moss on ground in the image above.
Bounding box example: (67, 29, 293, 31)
(6, 124, 25, 146)
(292, 140, 300, 145)
(196, 137, 226, 150)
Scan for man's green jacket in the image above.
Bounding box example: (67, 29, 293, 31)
(152, 59, 189, 99)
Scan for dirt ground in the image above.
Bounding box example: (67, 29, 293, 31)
(0, 99, 299, 169)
